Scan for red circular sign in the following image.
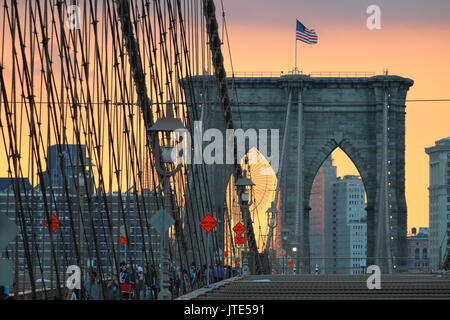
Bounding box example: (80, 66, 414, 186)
(119, 236, 128, 245)
(232, 222, 246, 235)
(200, 214, 218, 232)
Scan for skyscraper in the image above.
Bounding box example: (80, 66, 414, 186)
(309, 159, 367, 275)
(309, 157, 337, 273)
(333, 175, 367, 274)
(425, 137, 450, 270)
(44, 144, 94, 194)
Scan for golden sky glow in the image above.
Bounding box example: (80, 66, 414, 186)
(1, 1, 449, 235)
(222, 11, 450, 231)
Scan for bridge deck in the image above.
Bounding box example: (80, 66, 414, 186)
(182, 274, 450, 300)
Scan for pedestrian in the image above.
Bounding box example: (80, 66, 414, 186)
(143, 264, 152, 300)
(66, 288, 79, 300)
(106, 274, 120, 300)
(189, 263, 197, 289)
(135, 266, 145, 300)
(85, 271, 101, 300)
(0, 286, 14, 300)
(153, 265, 160, 299)
(225, 265, 231, 279)
(232, 266, 238, 277)
(214, 264, 224, 282)
(173, 266, 181, 298)
(119, 262, 136, 300)
(119, 262, 130, 283)
(182, 269, 192, 293)
(201, 264, 208, 285)
(196, 265, 204, 287)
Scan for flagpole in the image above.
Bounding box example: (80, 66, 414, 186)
(295, 19, 299, 74)
(294, 20, 297, 73)
(295, 38, 298, 73)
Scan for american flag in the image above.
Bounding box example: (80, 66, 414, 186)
(296, 20, 318, 45)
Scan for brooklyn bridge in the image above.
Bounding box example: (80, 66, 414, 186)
(0, 0, 449, 301)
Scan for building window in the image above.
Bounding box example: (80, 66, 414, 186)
(415, 248, 420, 260)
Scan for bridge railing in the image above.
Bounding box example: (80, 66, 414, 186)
(270, 257, 432, 275)
(227, 71, 376, 78)
(228, 71, 285, 78)
(309, 71, 376, 77)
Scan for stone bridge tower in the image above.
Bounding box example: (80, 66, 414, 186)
(183, 74, 413, 274)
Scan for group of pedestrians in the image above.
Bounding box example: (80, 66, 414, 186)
(1, 260, 243, 300)
(63, 260, 241, 300)
(183, 263, 241, 290)
(65, 262, 159, 300)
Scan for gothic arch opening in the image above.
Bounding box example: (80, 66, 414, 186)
(309, 148, 368, 275)
(224, 147, 278, 265)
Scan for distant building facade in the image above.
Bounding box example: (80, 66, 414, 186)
(309, 157, 337, 273)
(1, 186, 160, 275)
(44, 144, 95, 194)
(407, 227, 430, 273)
(1, 144, 161, 280)
(333, 175, 367, 275)
(309, 159, 367, 275)
(425, 137, 450, 270)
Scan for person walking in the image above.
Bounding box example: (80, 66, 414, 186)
(153, 265, 160, 300)
(0, 286, 14, 300)
(106, 274, 120, 300)
(85, 271, 101, 300)
(183, 269, 192, 294)
(189, 263, 197, 289)
(135, 266, 145, 300)
(119, 262, 130, 284)
(145, 264, 158, 300)
(200, 264, 207, 286)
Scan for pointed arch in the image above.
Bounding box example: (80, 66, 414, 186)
(304, 138, 371, 204)
(225, 147, 278, 252)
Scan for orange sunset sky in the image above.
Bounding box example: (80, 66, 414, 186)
(221, 0, 450, 231)
(0, 1, 449, 235)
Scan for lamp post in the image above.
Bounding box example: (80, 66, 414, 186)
(292, 247, 298, 275)
(265, 205, 277, 250)
(148, 102, 187, 300)
(235, 170, 254, 207)
(281, 236, 288, 275)
(235, 171, 263, 274)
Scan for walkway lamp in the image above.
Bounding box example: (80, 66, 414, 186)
(235, 170, 255, 207)
(148, 102, 187, 300)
